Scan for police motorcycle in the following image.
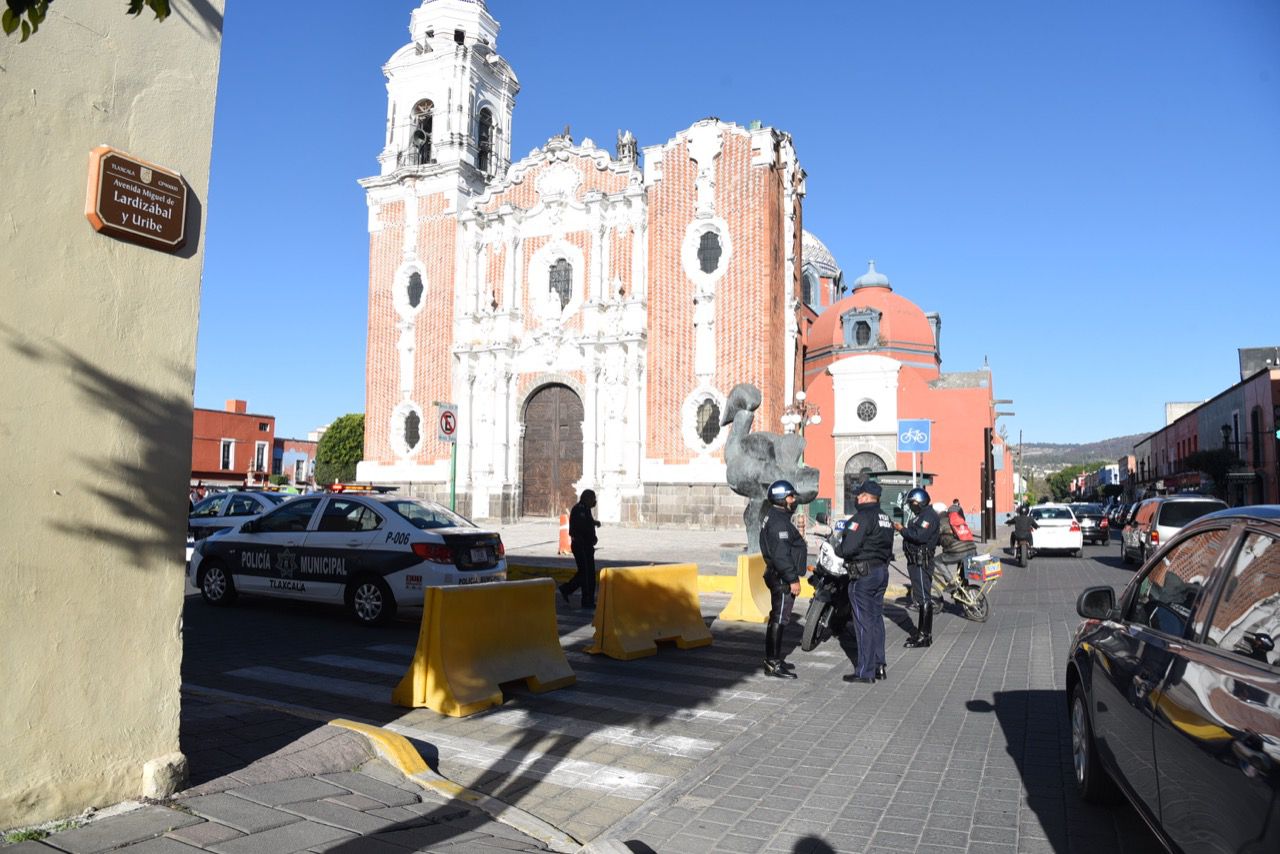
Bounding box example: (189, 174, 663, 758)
(800, 517, 854, 652)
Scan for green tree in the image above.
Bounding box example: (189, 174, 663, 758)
(315, 414, 364, 486)
(1183, 448, 1241, 499)
(1045, 461, 1112, 501)
(3, 0, 170, 43)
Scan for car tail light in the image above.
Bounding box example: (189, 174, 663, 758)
(1100, 519, 1108, 529)
(1070, 522, 1081, 532)
(412, 542, 453, 562)
(496, 539, 505, 558)
(1150, 530, 1159, 545)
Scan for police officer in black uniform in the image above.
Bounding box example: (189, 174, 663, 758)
(759, 480, 805, 678)
(894, 487, 941, 649)
(836, 480, 895, 683)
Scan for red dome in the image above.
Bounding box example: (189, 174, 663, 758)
(808, 287, 937, 360)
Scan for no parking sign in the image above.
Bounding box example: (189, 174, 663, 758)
(437, 403, 458, 444)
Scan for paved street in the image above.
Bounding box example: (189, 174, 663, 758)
(167, 527, 1167, 853)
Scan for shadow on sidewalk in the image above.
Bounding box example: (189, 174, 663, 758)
(185, 574, 773, 850)
(965, 690, 1164, 854)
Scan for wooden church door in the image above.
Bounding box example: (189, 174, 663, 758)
(521, 384, 584, 517)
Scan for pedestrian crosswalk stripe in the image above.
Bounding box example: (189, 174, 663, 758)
(226, 666, 386, 703)
(383, 723, 673, 800)
(466, 707, 719, 759)
(304, 654, 764, 715)
(228, 662, 742, 727)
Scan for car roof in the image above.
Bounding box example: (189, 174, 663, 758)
(1192, 504, 1280, 525)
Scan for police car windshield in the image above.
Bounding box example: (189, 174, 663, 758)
(384, 499, 473, 530)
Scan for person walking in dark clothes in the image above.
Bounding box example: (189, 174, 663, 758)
(559, 490, 601, 608)
(759, 480, 806, 678)
(894, 488, 941, 648)
(837, 480, 895, 683)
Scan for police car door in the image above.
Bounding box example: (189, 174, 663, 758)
(298, 498, 382, 603)
(232, 497, 321, 597)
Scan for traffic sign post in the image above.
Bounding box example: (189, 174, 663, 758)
(898, 419, 932, 488)
(437, 403, 458, 510)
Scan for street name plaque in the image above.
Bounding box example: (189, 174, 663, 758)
(84, 146, 188, 252)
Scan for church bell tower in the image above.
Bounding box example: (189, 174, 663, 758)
(376, 0, 519, 186)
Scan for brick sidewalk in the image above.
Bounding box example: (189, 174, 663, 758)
(5, 694, 554, 854)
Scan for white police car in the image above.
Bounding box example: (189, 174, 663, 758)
(188, 493, 507, 625)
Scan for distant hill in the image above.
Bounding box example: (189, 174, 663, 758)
(1017, 433, 1148, 470)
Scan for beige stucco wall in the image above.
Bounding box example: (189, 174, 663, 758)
(0, 0, 225, 828)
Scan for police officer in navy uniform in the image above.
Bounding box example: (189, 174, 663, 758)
(894, 487, 941, 649)
(836, 480, 895, 683)
(759, 480, 805, 678)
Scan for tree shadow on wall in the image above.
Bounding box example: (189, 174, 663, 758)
(2, 322, 192, 568)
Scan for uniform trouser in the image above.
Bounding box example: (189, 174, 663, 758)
(764, 574, 795, 661)
(562, 546, 596, 605)
(907, 561, 934, 638)
(848, 563, 889, 678)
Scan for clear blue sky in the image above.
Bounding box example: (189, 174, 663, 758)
(197, 0, 1280, 444)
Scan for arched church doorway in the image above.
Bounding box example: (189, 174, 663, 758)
(521, 384, 584, 517)
(843, 452, 887, 514)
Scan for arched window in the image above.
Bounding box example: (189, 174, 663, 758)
(476, 108, 494, 175)
(411, 100, 433, 165)
(697, 231, 722, 274)
(549, 258, 572, 310)
(802, 271, 818, 305)
(843, 452, 887, 514)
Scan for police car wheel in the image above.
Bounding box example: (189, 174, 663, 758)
(347, 576, 396, 626)
(200, 562, 237, 606)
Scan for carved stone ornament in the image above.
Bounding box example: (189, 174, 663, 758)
(535, 163, 582, 205)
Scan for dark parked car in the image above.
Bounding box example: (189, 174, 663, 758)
(1070, 502, 1110, 545)
(1066, 506, 1280, 853)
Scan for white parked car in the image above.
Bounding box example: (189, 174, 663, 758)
(1029, 504, 1084, 557)
(189, 493, 507, 625)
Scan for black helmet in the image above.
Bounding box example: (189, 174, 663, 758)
(767, 480, 797, 507)
(905, 488, 930, 511)
(1017, 504, 1029, 516)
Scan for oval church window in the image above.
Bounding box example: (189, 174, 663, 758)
(697, 231, 722, 275)
(696, 398, 721, 446)
(404, 410, 421, 452)
(407, 271, 424, 309)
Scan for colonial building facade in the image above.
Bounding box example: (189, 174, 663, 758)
(357, 0, 805, 524)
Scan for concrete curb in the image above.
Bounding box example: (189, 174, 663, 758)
(331, 719, 582, 854)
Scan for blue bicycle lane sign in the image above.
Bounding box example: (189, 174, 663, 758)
(898, 419, 931, 453)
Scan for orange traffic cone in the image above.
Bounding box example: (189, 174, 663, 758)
(558, 511, 571, 555)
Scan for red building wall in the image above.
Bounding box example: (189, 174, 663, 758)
(191, 400, 275, 485)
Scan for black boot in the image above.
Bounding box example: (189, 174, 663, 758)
(905, 603, 932, 648)
(763, 621, 797, 678)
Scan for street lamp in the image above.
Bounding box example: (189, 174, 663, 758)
(782, 390, 822, 435)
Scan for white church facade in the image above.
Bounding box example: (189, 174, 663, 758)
(356, 0, 810, 526)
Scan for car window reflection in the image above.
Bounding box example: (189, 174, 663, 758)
(1206, 533, 1280, 665)
(1131, 528, 1229, 638)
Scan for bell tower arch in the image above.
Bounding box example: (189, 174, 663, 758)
(376, 0, 519, 185)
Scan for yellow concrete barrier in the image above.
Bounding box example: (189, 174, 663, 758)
(586, 563, 713, 660)
(392, 578, 575, 717)
(717, 553, 771, 623)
